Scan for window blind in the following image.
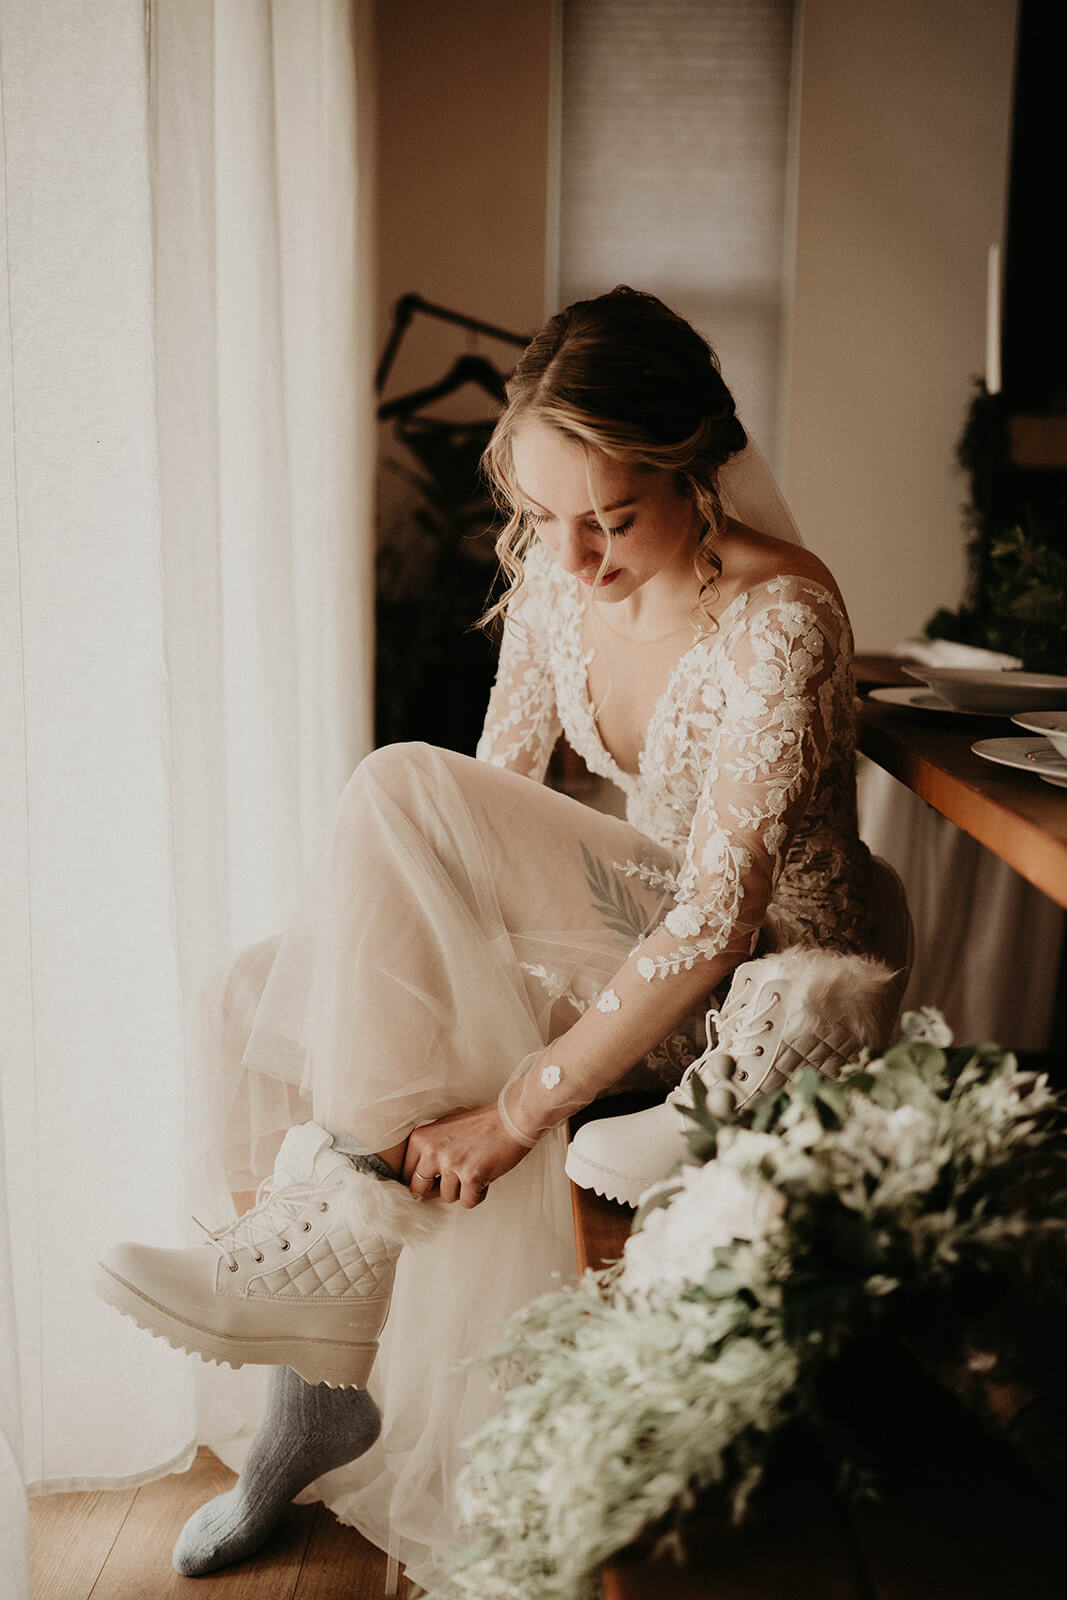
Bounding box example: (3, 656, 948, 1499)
(558, 0, 795, 457)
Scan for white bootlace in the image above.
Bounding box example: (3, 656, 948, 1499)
(667, 983, 783, 1106)
(193, 1176, 331, 1272)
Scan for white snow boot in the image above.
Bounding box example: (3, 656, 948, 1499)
(565, 949, 903, 1207)
(94, 1124, 435, 1388)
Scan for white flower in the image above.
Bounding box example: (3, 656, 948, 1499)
(763, 822, 787, 855)
(868, 1104, 937, 1168)
(786, 647, 815, 682)
(900, 1007, 954, 1047)
(750, 662, 784, 693)
(620, 1161, 785, 1297)
(596, 988, 621, 1013)
(540, 1063, 562, 1090)
(664, 902, 704, 939)
(637, 957, 656, 981)
(700, 833, 730, 874)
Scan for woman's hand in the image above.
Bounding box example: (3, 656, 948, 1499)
(402, 1103, 533, 1208)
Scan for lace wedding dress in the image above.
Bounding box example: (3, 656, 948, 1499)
(206, 540, 874, 1584)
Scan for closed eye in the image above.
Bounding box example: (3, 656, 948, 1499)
(604, 516, 635, 537)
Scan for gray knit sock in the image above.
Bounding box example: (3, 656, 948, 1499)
(331, 1144, 399, 1182)
(173, 1366, 381, 1575)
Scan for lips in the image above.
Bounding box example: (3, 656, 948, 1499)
(578, 569, 620, 587)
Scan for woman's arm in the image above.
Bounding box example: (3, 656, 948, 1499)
(498, 577, 850, 1135)
(475, 556, 562, 780)
(413, 578, 850, 1204)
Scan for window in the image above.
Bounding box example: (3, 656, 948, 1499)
(557, 0, 796, 458)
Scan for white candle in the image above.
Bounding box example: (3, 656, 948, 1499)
(985, 242, 1001, 396)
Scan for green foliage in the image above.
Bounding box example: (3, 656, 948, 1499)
(421, 1015, 1067, 1600)
(580, 843, 657, 944)
(924, 384, 1067, 672)
(926, 525, 1067, 672)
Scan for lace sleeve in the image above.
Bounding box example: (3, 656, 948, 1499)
(475, 566, 562, 781)
(637, 579, 848, 978)
(498, 579, 852, 1141)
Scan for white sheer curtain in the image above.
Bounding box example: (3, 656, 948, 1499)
(0, 3, 375, 1591)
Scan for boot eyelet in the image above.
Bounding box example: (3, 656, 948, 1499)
(762, 1020, 774, 1032)
(320, 1202, 329, 1212)
(253, 1252, 264, 1263)
(737, 1070, 748, 1082)
(280, 1240, 291, 1251)
(753, 1046, 764, 1056)
(228, 1262, 239, 1273)
(302, 1221, 312, 1232)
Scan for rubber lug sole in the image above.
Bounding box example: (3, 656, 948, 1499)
(564, 1145, 650, 1209)
(92, 1262, 378, 1389)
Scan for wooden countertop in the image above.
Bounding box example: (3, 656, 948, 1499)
(856, 689, 1067, 911)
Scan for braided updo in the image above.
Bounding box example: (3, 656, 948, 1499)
(481, 286, 747, 629)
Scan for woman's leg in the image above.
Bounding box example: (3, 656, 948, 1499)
(173, 1369, 382, 1575)
(282, 741, 678, 1153)
(110, 742, 679, 1577)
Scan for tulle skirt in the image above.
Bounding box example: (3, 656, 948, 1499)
(198, 742, 697, 1584)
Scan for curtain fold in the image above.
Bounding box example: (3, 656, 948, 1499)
(1, 3, 374, 1589)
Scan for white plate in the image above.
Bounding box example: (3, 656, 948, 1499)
(867, 686, 1002, 719)
(971, 737, 1067, 788)
(903, 666, 1067, 714)
(1010, 710, 1067, 759)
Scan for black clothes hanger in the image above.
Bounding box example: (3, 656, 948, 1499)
(375, 293, 528, 394)
(376, 353, 509, 421)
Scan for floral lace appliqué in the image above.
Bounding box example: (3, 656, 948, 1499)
(479, 553, 870, 985)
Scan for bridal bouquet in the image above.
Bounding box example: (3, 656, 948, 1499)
(426, 1011, 1067, 1600)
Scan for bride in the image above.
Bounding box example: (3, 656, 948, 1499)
(95, 287, 894, 1586)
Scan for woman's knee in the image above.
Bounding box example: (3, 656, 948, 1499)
(337, 741, 470, 826)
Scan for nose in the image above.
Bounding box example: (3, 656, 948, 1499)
(556, 522, 604, 577)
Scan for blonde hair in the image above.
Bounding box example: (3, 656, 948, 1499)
(480, 287, 746, 632)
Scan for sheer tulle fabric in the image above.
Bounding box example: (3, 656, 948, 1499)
(205, 742, 683, 1580)
(198, 443, 862, 1581)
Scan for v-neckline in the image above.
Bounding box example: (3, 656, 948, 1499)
(571, 584, 752, 785)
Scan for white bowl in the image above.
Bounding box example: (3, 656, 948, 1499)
(1010, 710, 1067, 759)
(903, 666, 1067, 714)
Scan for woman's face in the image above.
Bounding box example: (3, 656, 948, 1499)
(509, 419, 700, 604)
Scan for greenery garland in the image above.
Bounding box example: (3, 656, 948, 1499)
(924, 384, 1067, 672)
(422, 1011, 1067, 1600)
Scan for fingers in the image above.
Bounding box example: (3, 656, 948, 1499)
(437, 1172, 461, 1205)
(406, 1161, 490, 1207)
(409, 1166, 440, 1198)
(460, 1179, 491, 1209)
(403, 1112, 500, 1206)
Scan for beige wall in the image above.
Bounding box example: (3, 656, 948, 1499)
(782, 0, 1019, 649)
(373, 0, 1020, 652)
(374, 0, 554, 405)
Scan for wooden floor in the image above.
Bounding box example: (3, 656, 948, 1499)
(29, 1448, 408, 1600)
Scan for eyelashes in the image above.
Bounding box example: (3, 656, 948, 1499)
(522, 512, 635, 538)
